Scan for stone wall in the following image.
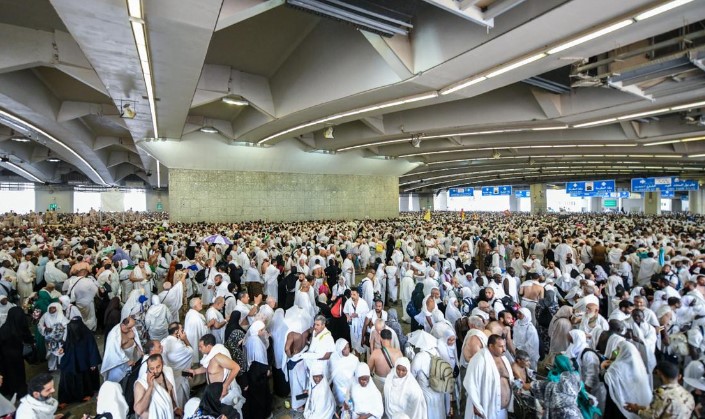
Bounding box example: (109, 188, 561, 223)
(168, 169, 399, 222)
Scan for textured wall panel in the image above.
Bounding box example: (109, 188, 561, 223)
(168, 169, 399, 222)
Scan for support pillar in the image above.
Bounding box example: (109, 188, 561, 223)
(436, 191, 448, 211)
(643, 191, 661, 215)
(509, 195, 519, 212)
(689, 190, 704, 214)
(671, 199, 683, 213)
(399, 194, 410, 211)
(418, 193, 434, 211)
(589, 197, 602, 212)
(530, 183, 547, 214)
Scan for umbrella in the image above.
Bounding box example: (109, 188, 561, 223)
(407, 330, 438, 351)
(203, 234, 232, 245)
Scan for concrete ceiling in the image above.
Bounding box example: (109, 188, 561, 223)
(0, 0, 704, 191)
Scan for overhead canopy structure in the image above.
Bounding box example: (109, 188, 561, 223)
(0, 0, 704, 191)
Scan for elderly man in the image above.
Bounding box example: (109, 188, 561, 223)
(101, 317, 144, 383)
(206, 296, 228, 344)
(184, 298, 207, 364)
(306, 315, 336, 379)
(160, 322, 194, 408)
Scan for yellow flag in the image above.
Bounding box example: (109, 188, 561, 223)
(423, 209, 431, 221)
(460, 209, 465, 220)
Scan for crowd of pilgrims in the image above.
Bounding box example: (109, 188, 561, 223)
(0, 210, 704, 418)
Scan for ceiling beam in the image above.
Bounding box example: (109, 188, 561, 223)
(361, 32, 414, 79)
(216, 0, 286, 31)
(421, 0, 494, 28)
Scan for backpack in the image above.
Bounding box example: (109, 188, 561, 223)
(357, 278, 369, 297)
(195, 268, 207, 284)
(406, 300, 420, 318)
(484, 252, 494, 268)
(428, 353, 455, 393)
(331, 297, 344, 318)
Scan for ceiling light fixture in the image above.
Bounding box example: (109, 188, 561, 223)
(323, 126, 335, 139)
(644, 136, 705, 146)
(257, 91, 438, 145)
(10, 137, 30, 142)
(573, 118, 618, 128)
(222, 98, 249, 106)
(547, 20, 633, 55)
(0, 110, 107, 184)
(634, 0, 694, 21)
(486, 53, 547, 78)
(200, 126, 218, 134)
(617, 108, 671, 120)
(127, 0, 158, 138)
(689, 153, 705, 158)
(670, 100, 705, 111)
(440, 77, 487, 96)
(4, 161, 44, 183)
(531, 126, 569, 131)
(47, 158, 60, 163)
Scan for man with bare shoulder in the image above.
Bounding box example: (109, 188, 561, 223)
(186, 334, 244, 411)
(284, 324, 311, 411)
(367, 329, 402, 395)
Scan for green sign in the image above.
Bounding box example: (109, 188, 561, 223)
(156, 202, 163, 212)
(603, 199, 617, 208)
(48, 203, 58, 211)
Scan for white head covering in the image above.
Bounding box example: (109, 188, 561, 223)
(383, 357, 426, 418)
(565, 329, 588, 365)
(42, 302, 69, 327)
(350, 362, 384, 418)
(604, 341, 653, 417)
(244, 320, 268, 367)
(96, 381, 129, 419)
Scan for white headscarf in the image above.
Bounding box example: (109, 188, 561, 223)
(329, 339, 359, 404)
(350, 363, 384, 418)
(383, 357, 428, 419)
(41, 302, 69, 328)
(268, 308, 288, 370)
(96, 381, 128, 419)
(244, 320, 268, 367)
(432, 322, 457, 368)
(565, 329, 588, 366)
(444, 297, 462, 326)
(304, 362, 336, 419)
(604, 341, 652, 418)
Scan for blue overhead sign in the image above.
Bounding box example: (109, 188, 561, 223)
(448, 187, 475, 197)
(515, 190, 530, 198)
(631, 177, 700, 192)
(661, 190, 675, 198)
(481, 185, 513, 196)
(619, 191, 631, 199)
(566, 180, 615, 197)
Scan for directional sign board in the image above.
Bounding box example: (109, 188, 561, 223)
(631, 177, 700, 192)
(618, 191, 630, 199)
(661, 190, 675, 198)
(481, 185, 513, 196)
(448, 187, 475, 197)
(515, 190, 530, 198)
(566, 180, 615, 197)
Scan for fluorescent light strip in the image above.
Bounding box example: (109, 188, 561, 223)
(5, 162, 43, 183)
(635, 0, 695, 21)
(689, 153, 705, 158)
(156, 160, 160, 189)
(440, 77, 487, 96)
(573, 118, 617, 128)
(486, 53, 547, 78)
(547, 20, 633, 55)
(644, 136, 705, 146)
(617, 108, 671, 120)
(129, 0, 158, 139)
(259, 91, 438, 145)
(337, 138, 411, 152)
(0, 110, 106, 184)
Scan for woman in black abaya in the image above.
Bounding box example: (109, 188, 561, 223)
(58, 316, 102, 406)
(0, 306, 34, 399)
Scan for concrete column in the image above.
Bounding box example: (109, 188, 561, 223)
(436, 191, 448, 211)
(643, 192, 661, 215)
(530, 183, 547, 214)
(410, 194, 420, 211)
(146, 189, 169, 212)
(509, 195, 519, 212)
(689, 190, 704, 214)
(399, 194, 410, 211)
(418, 193, 434, 211)
(671, 199, 683, 213)
(589, 197, 602, 212)
(35, 189, 73, 213)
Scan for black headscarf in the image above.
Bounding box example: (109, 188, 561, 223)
(0, 306, 32, 343)
(411, 282, 425, 309)
(200, 383, 239, 419)
(224, 311, 244, 341)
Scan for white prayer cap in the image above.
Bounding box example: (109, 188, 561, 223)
(151, 295, 160, 305)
